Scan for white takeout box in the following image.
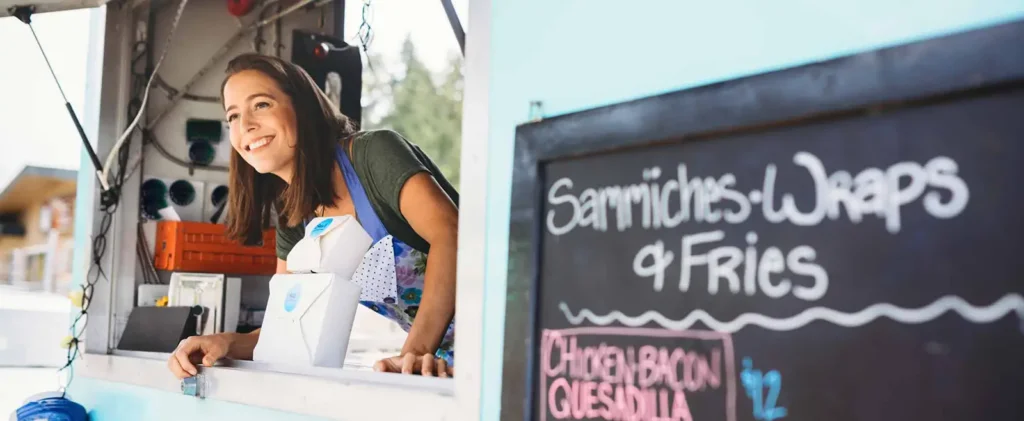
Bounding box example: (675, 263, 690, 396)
(252, 215, 372, 368)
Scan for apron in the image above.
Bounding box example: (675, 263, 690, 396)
(335, 145, 456, 366)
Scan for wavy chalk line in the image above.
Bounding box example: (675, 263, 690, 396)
(558, 293, 1024, 333)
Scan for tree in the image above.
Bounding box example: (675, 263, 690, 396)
(360, 52, 392, 127)
(373, 36, 463, 187)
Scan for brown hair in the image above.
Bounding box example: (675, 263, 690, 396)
(221, 53, 357, 245)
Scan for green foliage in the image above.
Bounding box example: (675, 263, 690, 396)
(365, 36, 463, 187)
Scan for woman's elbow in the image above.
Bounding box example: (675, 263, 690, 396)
(435, 219, 460, 249)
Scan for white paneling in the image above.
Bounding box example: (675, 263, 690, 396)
(140, 0, 333, 185)
(0, 0, 107, 18)
(85, 1, 133, 355)
(452, 0, 489, 419)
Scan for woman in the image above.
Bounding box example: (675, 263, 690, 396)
(166, 53, 459, 378)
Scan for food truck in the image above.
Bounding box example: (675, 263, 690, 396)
(2, 0, 1022, 420)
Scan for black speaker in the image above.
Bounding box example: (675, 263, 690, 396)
(290, 29, 363, 128)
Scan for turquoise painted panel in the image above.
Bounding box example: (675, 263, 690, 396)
(70, 7, 105, 294)
(481, 1, 1024, 419)
(68, 378, 327, 421)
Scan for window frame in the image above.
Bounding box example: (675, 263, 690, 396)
(74, 1, 491, 419)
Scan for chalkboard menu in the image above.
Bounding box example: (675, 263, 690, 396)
(502, 20, 1024, 421)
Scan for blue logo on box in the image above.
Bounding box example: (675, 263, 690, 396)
(310, 218, 333, 238)
(284, 283, 302, 312)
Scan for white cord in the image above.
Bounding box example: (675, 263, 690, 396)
(146, 0, 328, 130)
(99, 0, 190, 189)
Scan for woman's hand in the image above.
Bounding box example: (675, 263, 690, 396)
(374, 353, 453, 377)
(167, 333, 236, 379)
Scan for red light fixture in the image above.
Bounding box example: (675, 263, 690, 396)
(227, 0, 255, 17)
(313, 42, 332, 59)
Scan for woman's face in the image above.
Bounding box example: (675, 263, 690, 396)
(223, 69, 298, 181)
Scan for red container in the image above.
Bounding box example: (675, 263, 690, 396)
(153, 221, 277, 275)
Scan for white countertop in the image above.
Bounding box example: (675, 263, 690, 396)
(80, 350, 456, 420)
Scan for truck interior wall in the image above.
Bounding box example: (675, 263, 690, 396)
(68, 1, 347, 418)
(102, 0, 332, 348)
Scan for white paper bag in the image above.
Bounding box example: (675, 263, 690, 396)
(287, 215, 371, 276)
(252, 273, 362, 368)
(254, 215, 372, 368)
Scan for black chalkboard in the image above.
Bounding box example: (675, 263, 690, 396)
(503, 20, 1024, 421)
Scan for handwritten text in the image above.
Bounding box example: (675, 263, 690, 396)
(541, 329, 736, 421)
(546, 152, 968, 236)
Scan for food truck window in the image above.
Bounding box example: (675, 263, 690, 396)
(70, 0, 472, 415)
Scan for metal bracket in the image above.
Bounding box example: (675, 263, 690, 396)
(181, 373, 207, 398)
(440, 0, 465, 55)
(10, 5, 34, 24)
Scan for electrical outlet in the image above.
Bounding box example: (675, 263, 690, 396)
(135, 20, 147, 43)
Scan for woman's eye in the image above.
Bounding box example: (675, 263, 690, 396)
(226, 114, 238, 122)
(254, 101, 270, 110)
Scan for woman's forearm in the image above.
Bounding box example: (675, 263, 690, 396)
(228, 329, 261, 360)
(402, 239, 457, 356)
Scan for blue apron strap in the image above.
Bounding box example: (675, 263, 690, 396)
(336, 144, 389, 244)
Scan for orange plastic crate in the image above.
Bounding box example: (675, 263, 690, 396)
(153, 221, 277, 275)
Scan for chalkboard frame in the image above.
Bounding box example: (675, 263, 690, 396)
(501, 19, 1024, 421)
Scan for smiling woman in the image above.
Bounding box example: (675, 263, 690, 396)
(166, 53, 461, 378)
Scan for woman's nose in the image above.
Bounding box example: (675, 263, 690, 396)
(239, 112, 258, 132)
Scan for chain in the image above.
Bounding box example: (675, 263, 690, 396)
(357, 1, 373, 50)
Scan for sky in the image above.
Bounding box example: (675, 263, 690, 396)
(0, 0, 467, 189)
(0, 8, 91, 189)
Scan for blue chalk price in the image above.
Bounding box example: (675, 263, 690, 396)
(741, 357, 788, 421)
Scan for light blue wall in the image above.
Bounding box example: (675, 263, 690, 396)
(69, 1, 104, 298)
(69, 378, 325, 421)
(479, 0, 1024, 419)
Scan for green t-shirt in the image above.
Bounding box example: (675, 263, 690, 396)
(275, 130, 459, 260)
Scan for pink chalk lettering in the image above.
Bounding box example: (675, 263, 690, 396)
(601, 345, 618, 384)
(645, 389, 658, 420)
(598, 383, 610, 419)
(682, 351, 700, 391)
(628, 384, 645, 420)
(581, 346, 598, 383)
(614, 384, 629, 420)
(549, 377, 573, 419)
(570, 380, 584, 419)
(639, 346, 659, 388)
(539, 328, 736, 421)
(673, 390, 693, 421)
(623, 347, 637, 385)
(667, 348, 686, 390)
(703, 349, 722, 389)
(544, 331, 568, 378)
(659, 389, 670, 420)
(567, 336, 581, 379)
(584, 382, 600, 419)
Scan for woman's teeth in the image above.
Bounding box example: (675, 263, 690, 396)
(248, 137, 271, 151)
